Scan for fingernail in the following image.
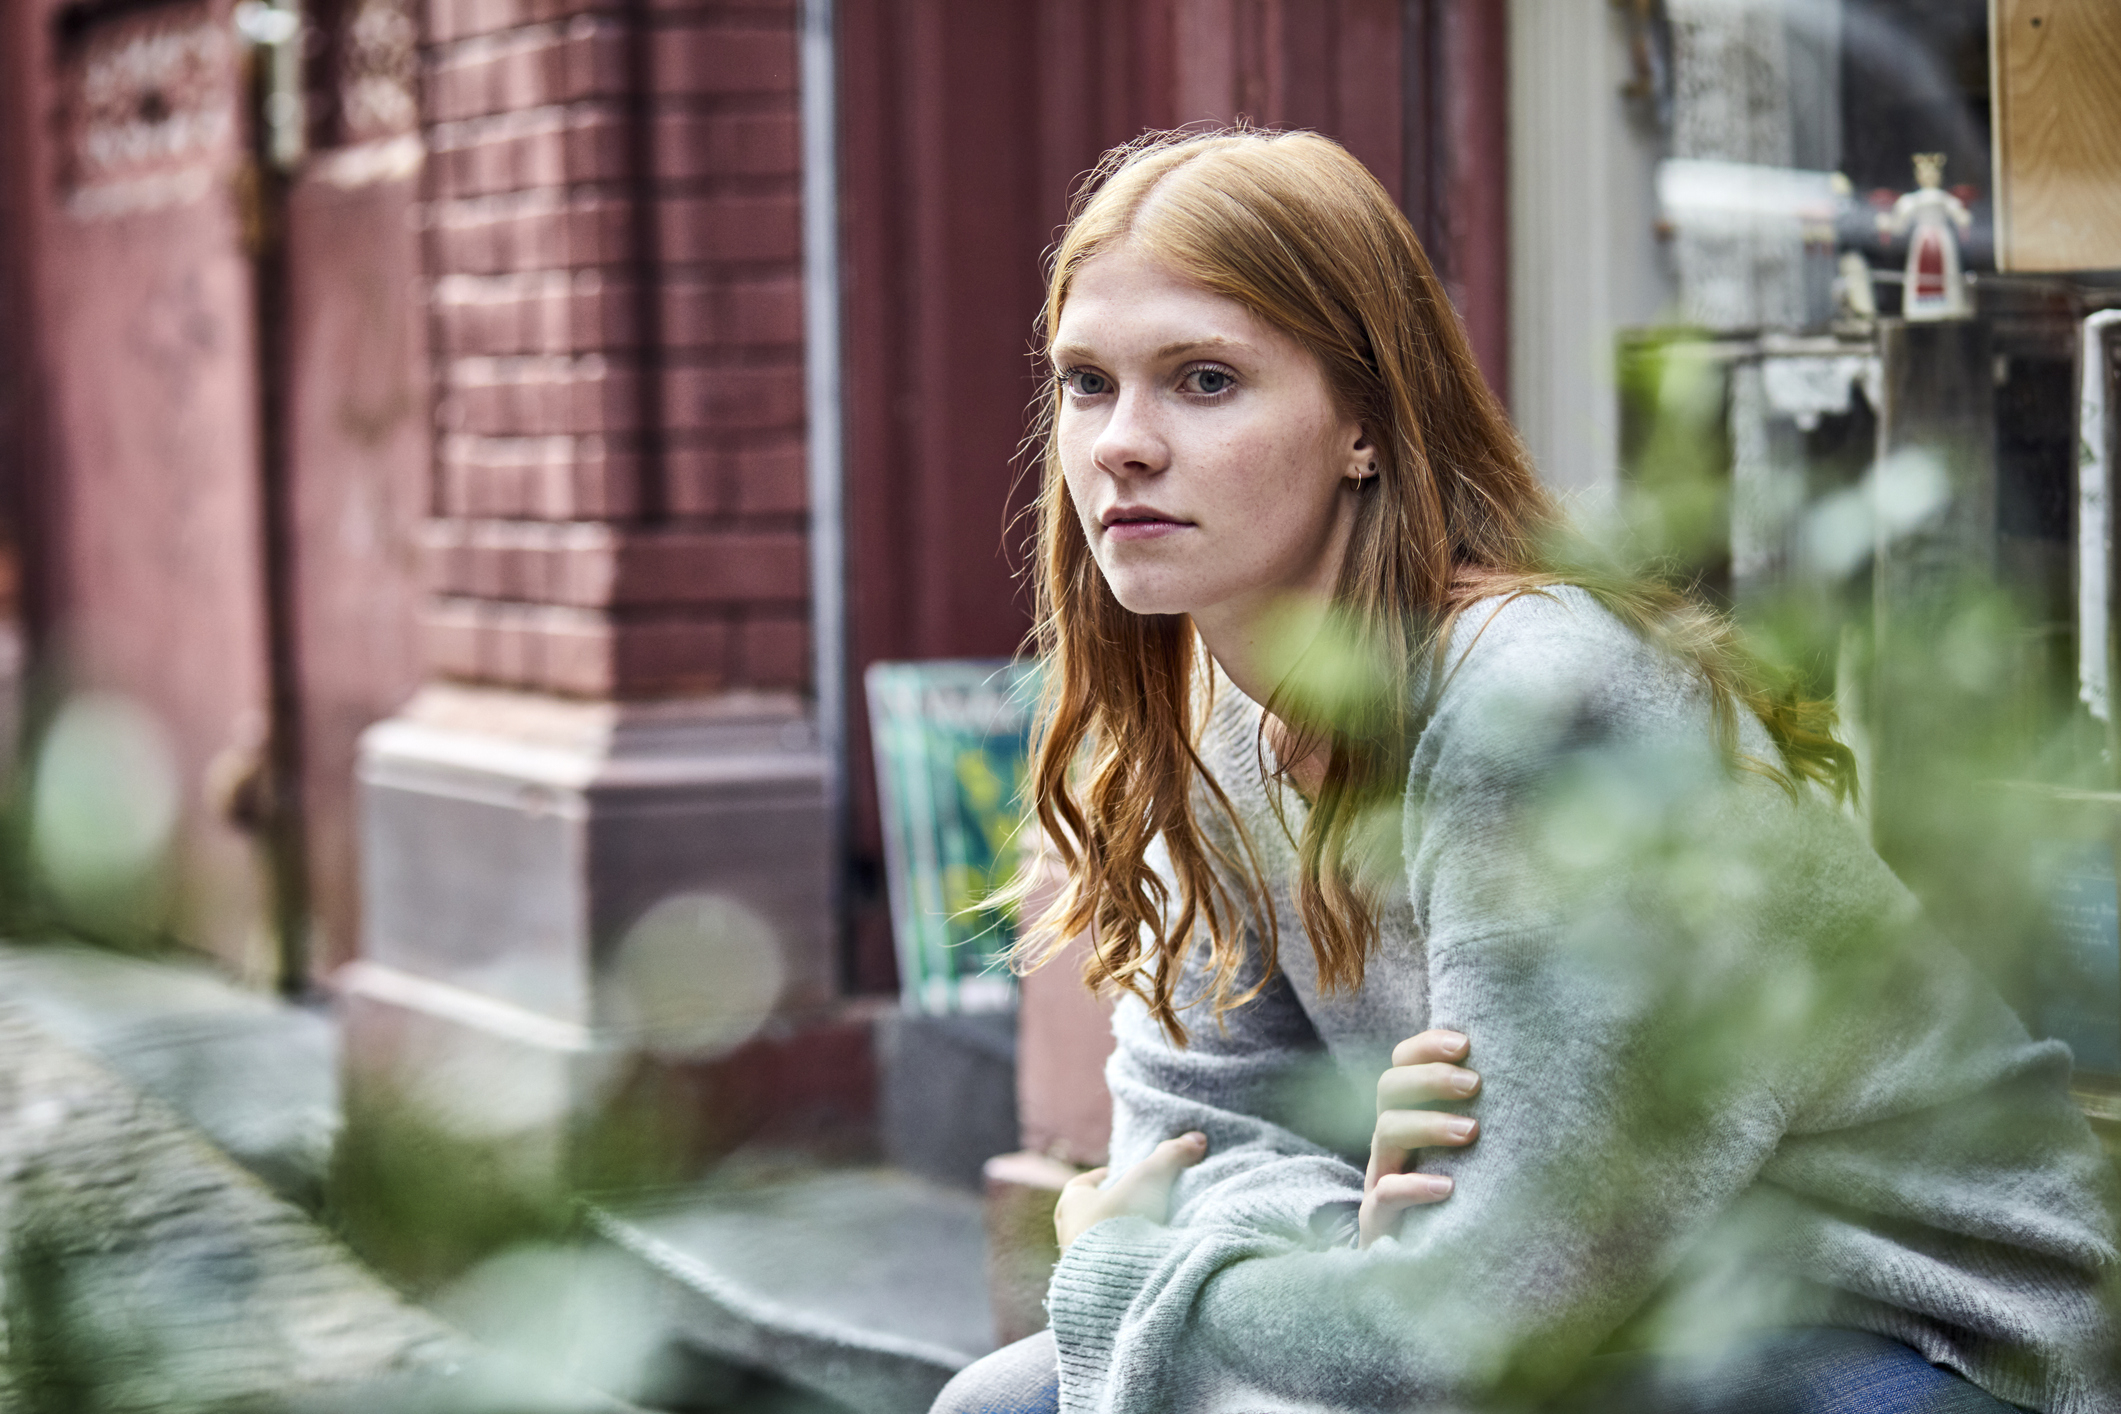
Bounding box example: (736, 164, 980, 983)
(1452, 1070, 1480, 1096)
(1183, 1131, 1206, 1146)
(1438, 1031, 1468, 1053)
(1422, 1175, 1454, 1196)
(1446, 1117, 1476, 1140)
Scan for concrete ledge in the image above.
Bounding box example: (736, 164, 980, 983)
(586, 1167, 998, 1413)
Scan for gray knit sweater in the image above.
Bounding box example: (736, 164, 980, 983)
(1047, 588, 2119, 1413)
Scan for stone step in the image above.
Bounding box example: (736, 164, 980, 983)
(0, 940, 338, 1207)
(586, 1166, 1000, 1414)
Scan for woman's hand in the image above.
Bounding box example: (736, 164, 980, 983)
(1055, 1132, 1208, 1250)
(1360, 1029, 1480, 1248)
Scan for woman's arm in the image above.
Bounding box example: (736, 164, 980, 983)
(1049, 912, 1798, 1412)
(1062, 1026, 1474, 1251)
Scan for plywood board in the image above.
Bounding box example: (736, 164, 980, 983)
(1992, 0, 2121, 272)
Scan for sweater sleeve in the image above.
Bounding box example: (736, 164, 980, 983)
(1099, 839, 1374, 1247)
(1046, 592, 2044, 1412)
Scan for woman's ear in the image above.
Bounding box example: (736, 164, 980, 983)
(1345, 430, 1378, 483)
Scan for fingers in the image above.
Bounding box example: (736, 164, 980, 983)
(1366, 1034, 1477, 1224)
(1373, 1109, 1478, 1153)
(1368, 1107, 1476, 1191)
(1053, 1167, 1109, 1251)
(1390, 1029, 1469, 1068)
(1110, 1132, 1205, 1198)
(1369, 1127, 1405, 1192)
(1054, 1136, 1206, 1252)
(1375, 1171, 1454, 1206)
(1097, 1132, 1207, 1228)
(1147, 1131, 1208, 1173)
(1375, 1060, 1480, 1113)
(1357, 1171, 1453, 1248)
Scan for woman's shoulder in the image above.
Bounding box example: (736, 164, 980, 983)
(1436, 585, 1691, 707)
(1421, 584, 1729, 771)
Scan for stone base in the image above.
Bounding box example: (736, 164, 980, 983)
(338, 686, 864, 1280)
(878, 1009, 1018, 1191)
(356, 685, 836, 1024)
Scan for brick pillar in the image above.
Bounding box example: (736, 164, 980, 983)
(338, 0, 857, 1258)
(416, 0, 808, 694)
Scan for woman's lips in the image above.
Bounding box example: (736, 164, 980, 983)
(1102, 516, 1191, 542)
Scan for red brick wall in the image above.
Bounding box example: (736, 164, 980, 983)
(417, 0, 806, 698)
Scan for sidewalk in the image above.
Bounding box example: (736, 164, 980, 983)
(0, 939, 339, 1206)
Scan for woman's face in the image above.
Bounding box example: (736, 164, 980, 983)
(1051, 244, 1370, 632)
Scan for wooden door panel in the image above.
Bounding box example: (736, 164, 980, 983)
(32, 0, 278, 975)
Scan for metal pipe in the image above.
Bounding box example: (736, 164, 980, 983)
(236, 0, 311, 996)
(799, 0, 850, 976)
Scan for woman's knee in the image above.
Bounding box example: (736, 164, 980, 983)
(929, 1329, 1060, 1414)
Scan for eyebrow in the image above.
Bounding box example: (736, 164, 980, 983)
(1048, 336, 1255, 367)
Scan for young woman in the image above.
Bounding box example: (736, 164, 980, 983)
(933, 128, 2118, 1414)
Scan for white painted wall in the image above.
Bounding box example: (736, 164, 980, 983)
(1507, 0, 1677, 509)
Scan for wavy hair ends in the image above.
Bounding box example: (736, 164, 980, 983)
(1005, 127, 1853, 1046)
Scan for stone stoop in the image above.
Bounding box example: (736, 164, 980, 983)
(561, 1009, 1036, 1413)
(0, 942, 894, 1411)
(585, 1166, 1000, 1414)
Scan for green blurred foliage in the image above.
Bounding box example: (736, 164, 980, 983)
(1611, 333, 2110, 1038)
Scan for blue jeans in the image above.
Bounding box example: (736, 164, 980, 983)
(929, 1327, 2023, 1414)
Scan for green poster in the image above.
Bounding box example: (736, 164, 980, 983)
(864, 659, 1041, 1013)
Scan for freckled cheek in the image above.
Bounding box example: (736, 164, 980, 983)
(1054, 420, 1090, 494)
(1210, 429, 1315, 516)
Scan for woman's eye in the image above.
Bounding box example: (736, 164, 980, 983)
(1184, 367, 1236, 396)
(1062, 369, 1112, 397)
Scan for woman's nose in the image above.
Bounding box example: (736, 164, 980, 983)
(1092, 390, 1171, 478)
